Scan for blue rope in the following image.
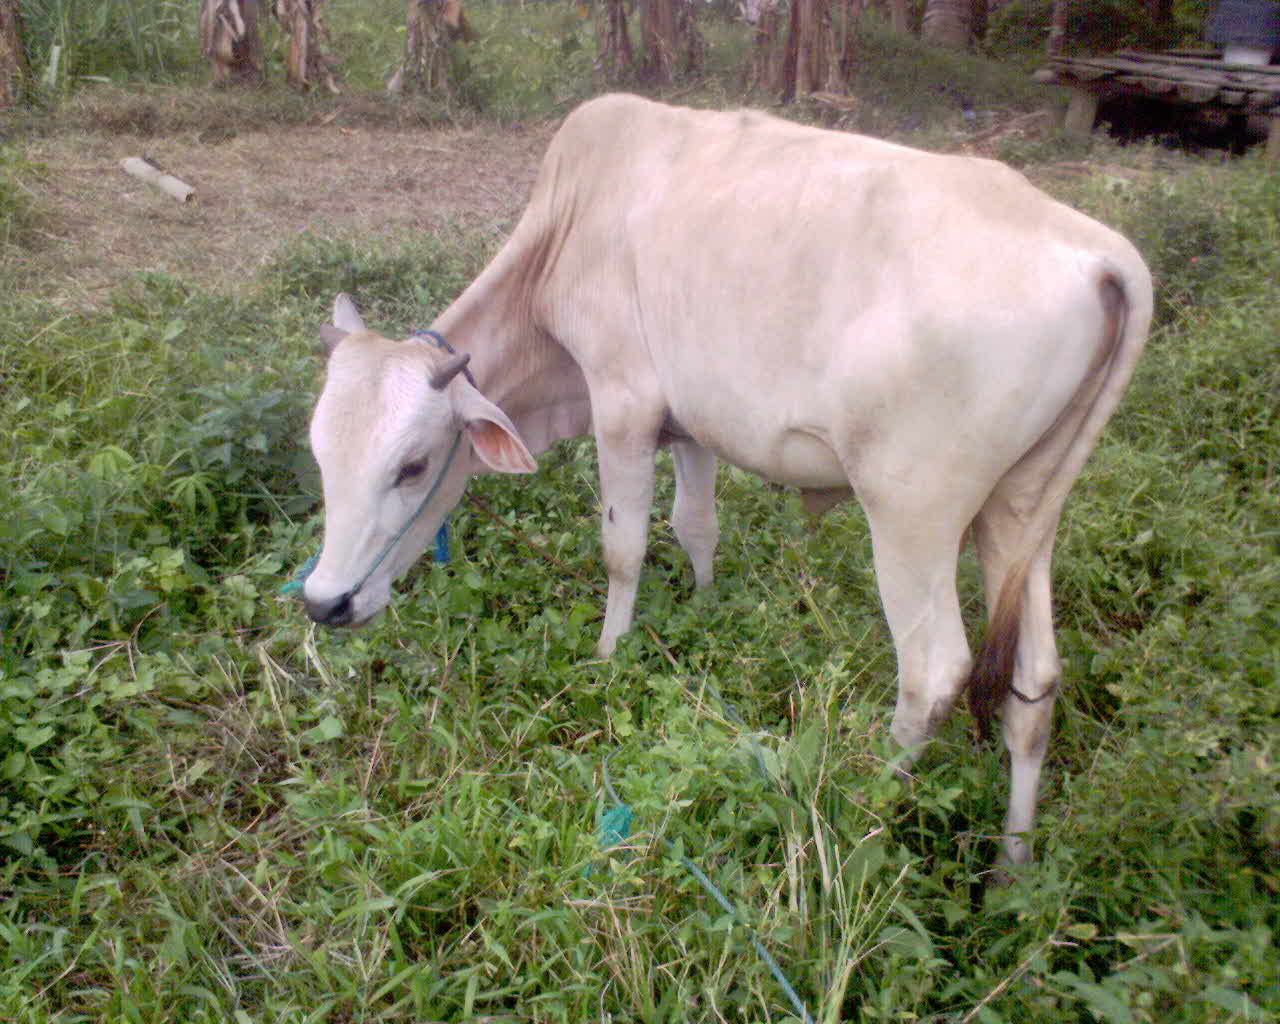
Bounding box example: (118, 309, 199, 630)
(280, 554, 320, 596)
(280, 519, 452, 597)
(593, 734, 815, 1023)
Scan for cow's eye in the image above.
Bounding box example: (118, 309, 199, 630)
(394, 459, 428, 487)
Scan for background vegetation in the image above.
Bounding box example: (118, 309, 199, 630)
(1, 0, 1277, 1020)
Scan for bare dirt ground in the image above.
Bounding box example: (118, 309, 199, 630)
(13, 100, 558, 307)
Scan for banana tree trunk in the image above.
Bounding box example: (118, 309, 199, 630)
(597, 0, 634, 78)
(273, 0, 341, 93)
(0, 0, 27, 107)
(388, 0, 461, 95)
(200, 0, 264, 85)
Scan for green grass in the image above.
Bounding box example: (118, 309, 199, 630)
(2, 5, 1278, 1021)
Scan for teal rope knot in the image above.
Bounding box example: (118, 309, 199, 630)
(280, 520, 452, 597)
(280, 555, 319, 596)
(591, 748, 814, 1024)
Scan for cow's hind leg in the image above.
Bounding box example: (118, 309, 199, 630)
(863, 508, 973, 758)
(670, 440, 718, 589)
(974, 497, 1064, 867)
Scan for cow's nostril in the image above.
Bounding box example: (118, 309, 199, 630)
(305, 591, 354, 626)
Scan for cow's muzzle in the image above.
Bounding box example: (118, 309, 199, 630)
(306, 590, 355, 627)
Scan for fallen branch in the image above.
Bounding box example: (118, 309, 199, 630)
(120, 157, 195, 203)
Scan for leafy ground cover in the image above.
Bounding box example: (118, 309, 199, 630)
(1, 6, 1277, 1022)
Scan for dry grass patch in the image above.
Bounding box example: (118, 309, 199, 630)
(6, 88, 557, 306)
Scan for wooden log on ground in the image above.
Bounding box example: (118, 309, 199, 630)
(121, 157, 195, 203)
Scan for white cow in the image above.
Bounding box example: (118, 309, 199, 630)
(304, 94, 1152, 866)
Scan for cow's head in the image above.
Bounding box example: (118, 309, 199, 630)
(303, 294, 536, 627)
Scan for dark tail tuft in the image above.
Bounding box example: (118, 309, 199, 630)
(964, 563, 1028, 742)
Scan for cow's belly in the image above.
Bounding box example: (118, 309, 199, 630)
(693, 421, 849, 490)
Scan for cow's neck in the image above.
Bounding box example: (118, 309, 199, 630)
(430, 251, 591, 458)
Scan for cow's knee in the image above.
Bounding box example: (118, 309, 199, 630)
(891, 649, 972, 753)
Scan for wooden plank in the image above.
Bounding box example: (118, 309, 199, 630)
(1047, 59, 1280, 106)
(1070, 65, 1116, 82)
(1267, 115, 1280, 163)
(1177, 81, 1220, 103)
(1114, 50, 1280, 76)
(1116, 75, 1176, 94)
(1050, 54, 1280, 90)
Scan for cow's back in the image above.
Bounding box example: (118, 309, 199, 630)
(530, 94, 1148, 492)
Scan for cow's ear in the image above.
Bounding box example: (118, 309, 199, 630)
(452, 385, 537, 474)
(332, 293, 366, 333)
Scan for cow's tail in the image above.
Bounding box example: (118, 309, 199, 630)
(966, 261, 1153, 740)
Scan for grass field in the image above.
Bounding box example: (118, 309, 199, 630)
(1, 4, 1277, 1021)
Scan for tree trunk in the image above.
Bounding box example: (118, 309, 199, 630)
(889, 0, 910, 33)
(1145, 0, 1171, 24)
(921, 0, 971, 49)
(677, 0, 706, 75)
(751, 0, 781, 92)
(970, 0, 988, 42)
(783, 0, 826, 99)
(0, 0, 27, 108)
(838, 0, 859, 83)
(388, 0, 460, 95)
(1046, 0, 1069, 55)
(597, 0, 634, 78)
(777, 0, 857, 102)
(640, 0, 678, 82)
(200, 0, 264, 85)
(272, 0, 341, 93)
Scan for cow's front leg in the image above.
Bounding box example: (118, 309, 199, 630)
(594, 411, 659, 656)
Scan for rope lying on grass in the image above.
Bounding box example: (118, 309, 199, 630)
(458, 494, 817, 1022)
(592, 714, 814, 1024)
(281, 465, 815, 1021)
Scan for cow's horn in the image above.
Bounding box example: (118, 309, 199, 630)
(430, 352, 472, 390)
